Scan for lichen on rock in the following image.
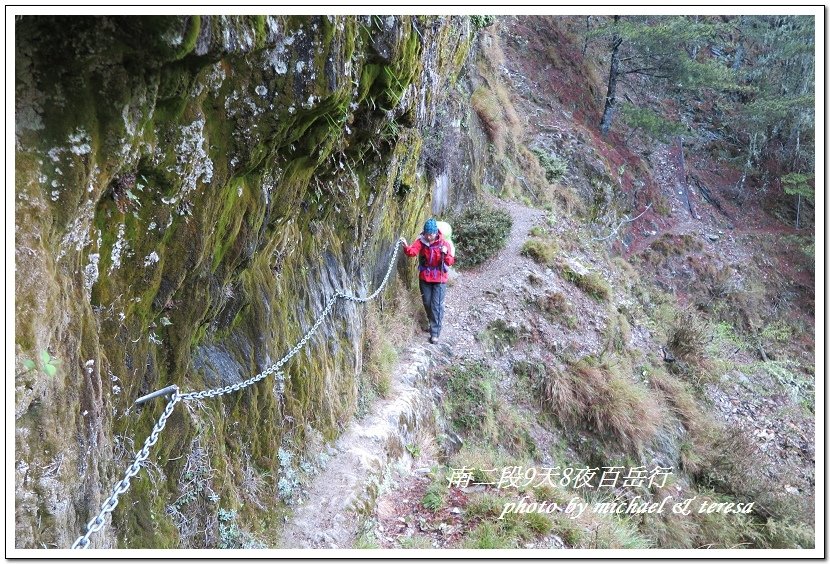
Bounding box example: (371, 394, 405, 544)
(14, 14, 475, 549)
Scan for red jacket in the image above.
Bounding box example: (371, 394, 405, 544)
(404, 231, 456, 283)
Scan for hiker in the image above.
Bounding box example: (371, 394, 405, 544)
(402, 218, 456, 344)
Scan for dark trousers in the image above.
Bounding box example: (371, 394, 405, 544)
(419, 280, 446, 338)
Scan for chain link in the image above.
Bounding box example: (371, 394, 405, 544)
(72, 391, 181, 549)
(72, 237, 405, 548)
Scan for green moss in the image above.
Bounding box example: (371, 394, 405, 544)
(211, 177, 249, 271)
(16, 14, 475, 549)
(175, 16, 202, 60)
(251, 16, 267, 49)
(358, 63, 384, 105)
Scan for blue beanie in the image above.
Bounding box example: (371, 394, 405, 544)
(424, 218, 438, 234)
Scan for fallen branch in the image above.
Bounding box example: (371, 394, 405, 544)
(592, 203, 652, 242)
(692, 174, 732, 219)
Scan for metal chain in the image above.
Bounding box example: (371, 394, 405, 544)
(72, 391, 181, 549)
(72, 237, 405, 548)
(339, 237, 407, 303)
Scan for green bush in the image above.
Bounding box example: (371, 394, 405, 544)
(618, 103, 685, 142)
(451, 204, 513, 269)
(560, 263, 611, 301)
(471, 15, 497, 29)
(531, 148, 568, 182)
(421, 481, 446, 512)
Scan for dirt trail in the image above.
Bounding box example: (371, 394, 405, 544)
(277, 197, 545, 549)
(441, 196, 547, 357)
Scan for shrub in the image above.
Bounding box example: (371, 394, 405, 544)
(560, 262, 611, 301)
(462, 522, 513, 549)
(463, 493, 506, 521)
(531, 484, 564, 504)
(471, 15, 497, 29)
(592, 516, 653, 549)
(421, 481, 446, 513)
(443, 361, 499, 437)
(478, 318, 520, 352)
(451, 204, 513, 269)
(531, 148, 568, 182)
(521, 238, 558, 265)
(399, 536, 434, 549)
(640, 506, 700, 549)
(618, 103, 686, 142)
(522, 512, 554, 536)
(500, 510, 553, 541)
(551, 514, 585, 546)
(536, 291, 576, 328)
(645, 234, 703, 266)
(540, 291, 568, 314)
(667, 308, 709, 362)
(460, 496, 553, 549)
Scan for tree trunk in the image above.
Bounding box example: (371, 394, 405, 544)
(678, 137, 698, 219)
(796, 193, 802, 229)
(733, 16, 746, 70)
(582, 16, 591, 56)
(599, 21, 623, 136)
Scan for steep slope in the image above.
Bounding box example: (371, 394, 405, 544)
(351, 15, 815, 550)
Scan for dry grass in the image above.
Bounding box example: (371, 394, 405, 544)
(471, 86, 506, 155)
(667, 309, 709, 360)
(611, 256, 640, 288)
(666, 309, 712, 383)
(536, 290, 575, 328)
(647, 368, 703, 432)
(518, 144, 549, 188)
(493, 83, 522, 138)
(603, 310, 631, 354)
(362, 279, 418, 398)
(473, 24, 524, 162)
(560, 262, 612, 301)
(536, 359, 663, 453)
(521, 238, 558, 265)
(640, 509, 701, 549)
(551, 182, 584, 215)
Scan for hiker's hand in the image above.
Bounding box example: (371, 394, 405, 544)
(441, 246, 448, 254)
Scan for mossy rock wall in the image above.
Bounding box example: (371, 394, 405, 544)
(14, 15, 472, 548)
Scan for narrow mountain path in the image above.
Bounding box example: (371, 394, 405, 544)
(440, 196, 547, 359)
(277, 196, 545, 548)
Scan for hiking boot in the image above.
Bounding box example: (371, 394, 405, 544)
(429, 335, 439, 344)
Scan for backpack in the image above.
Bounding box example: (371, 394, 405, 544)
(436, 220, 455, 271)
(436, 220, 453, 245)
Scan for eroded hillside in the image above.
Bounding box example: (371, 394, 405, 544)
(356, 15, 815, 550)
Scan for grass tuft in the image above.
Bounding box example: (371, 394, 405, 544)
(521, 238, 558, 266)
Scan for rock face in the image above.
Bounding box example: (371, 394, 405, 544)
(14, 15, 475, 548)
